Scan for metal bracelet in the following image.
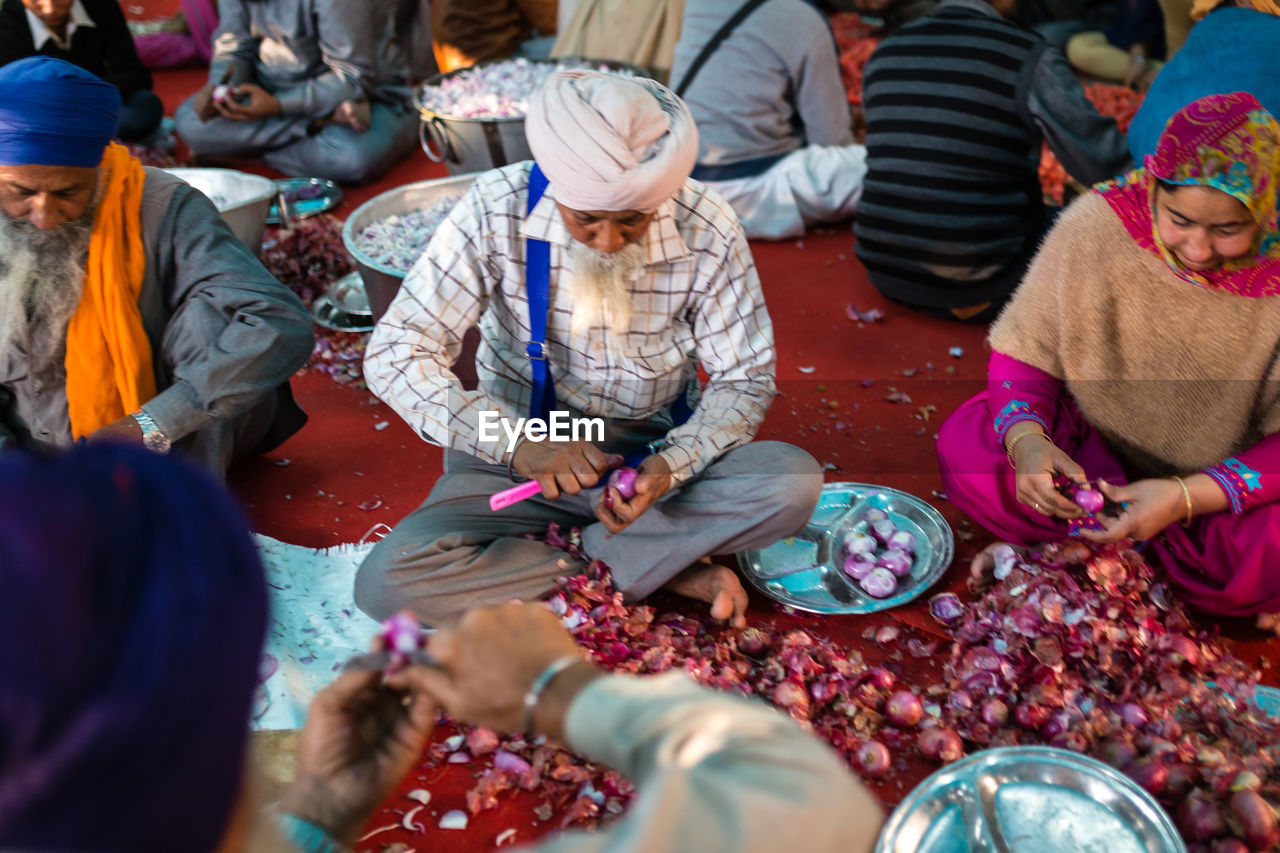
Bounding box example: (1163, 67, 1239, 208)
(522, 654, 583, 735)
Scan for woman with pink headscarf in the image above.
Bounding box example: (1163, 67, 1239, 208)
(936, 92, 1280, 632)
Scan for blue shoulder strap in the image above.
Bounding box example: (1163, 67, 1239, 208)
(525, 163, 555, 422)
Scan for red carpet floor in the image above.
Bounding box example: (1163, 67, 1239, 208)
(146, 65, 1278, 852)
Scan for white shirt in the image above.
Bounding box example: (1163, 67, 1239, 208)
(25, 0, 94, 51)
(364, 162, 777, 483)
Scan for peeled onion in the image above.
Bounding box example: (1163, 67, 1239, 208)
(1073, 486, 1105, 514)
(845, 531, 876, 557)
(887, 529, 916, 552)
(608, 467, 638, 500)
(877, 549, 913, 577)
(859, 568, 897, 598)
(843, 555, 876, 579)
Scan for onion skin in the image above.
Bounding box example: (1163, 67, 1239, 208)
(928, 592, 965, 627)
(885, 690, 924, 727)
(980, 698, 1009, 728)
(1126, 758, 1168, 796)
(607, 467, 638, 500)
(1177, 790, 1226, 842)
(736, 627, 771, 657)
(1209, 840, 1250, 853)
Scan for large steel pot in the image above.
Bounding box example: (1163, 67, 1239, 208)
(164, 167, 276, 254)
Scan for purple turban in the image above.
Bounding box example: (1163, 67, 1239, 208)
(0, 445, 267, 852)
(0, 57, 120, 168)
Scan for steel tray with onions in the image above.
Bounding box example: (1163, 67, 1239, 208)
(267, 177, 343, 224)
(737, 483, 954, 615)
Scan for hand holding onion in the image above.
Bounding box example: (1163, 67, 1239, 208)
(1079, 477, 1223, 544)
(1005, 426, 1087, 518)
(213, 82, 281, 121)
(594, 453, 673, 534)
(511, 438, 621, 500)
(282, 617, 440, 846)
(386, 603, 597, 741)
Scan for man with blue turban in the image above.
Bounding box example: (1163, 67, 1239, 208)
(0, 56, 314, 477)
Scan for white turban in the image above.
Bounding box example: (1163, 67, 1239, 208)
(525, 71, 698, 213)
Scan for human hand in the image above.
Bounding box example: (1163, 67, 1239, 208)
(511, 439, 621, 500)
(279, 658, 437, 846)
(595, 453, 673, 534)
(1122, 51, 1148, 89)
(385, 603, 599, 741)
(215, 83, 281, 121)
(1007, 427, 1086, 518)
(87, 415, 144, 446)
(193, 84, 218, 122)
(1077, 478, 1184, 543)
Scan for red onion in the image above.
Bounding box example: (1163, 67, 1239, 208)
(855, 740, 891, 777)
(886, 690, 925, 727)
(1116, 702, 1149, 729)
(864, 667, 896, 690)
(864, 508, 889, 524)
(772, 681, 810, 715)
(736, 627, 771, 657)
(1228, 790, 1278, 851)
(493, 750, 532, 775)
(607, 467, 639, 501)
(1099, 737, 1138, 768)
(870, 519, 897, 545)
(1014, 703, 1050, 730)
(1210, 840, 1250, 853)
(845, 531, 876, 557)
(1126, 758, 1168, 795)
(877, 549, 913, 578)
(887, 529, 916, 552)
(1172, 788, 1223, 840)
(843, 555, 876, 579)
(1073, 486, 1105, 514)
(380, 612, 424, 656)
(859, 568, 897, 598)
(980, 698, 1009, 728)
(917, 726, 964, 762)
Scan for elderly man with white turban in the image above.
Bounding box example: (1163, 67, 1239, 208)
(0, 57, 313, 476)
(359, 71, 821, 627)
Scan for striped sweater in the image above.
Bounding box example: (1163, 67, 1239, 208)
(854, 0, 1050, 309)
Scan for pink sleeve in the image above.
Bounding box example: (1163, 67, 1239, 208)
(987, 350, 1065, 441)
(1204, 433, 1280, 515)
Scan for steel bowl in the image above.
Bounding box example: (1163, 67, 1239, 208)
(738, 483, 953, 615)
(340, 173, 478, 320)
(877, 746, 1185, 853)
(164, 167, 275, 254)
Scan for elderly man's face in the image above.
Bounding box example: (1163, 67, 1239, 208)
(0, 164, 98, 231)
(556, 204, 655, 255)
(20, 0, 73, 28)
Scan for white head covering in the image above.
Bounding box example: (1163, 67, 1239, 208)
(525, 70, 698, 213)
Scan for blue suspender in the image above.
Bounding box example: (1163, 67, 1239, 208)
(523, 162, 694, 468)
(525, 163, 556, 422)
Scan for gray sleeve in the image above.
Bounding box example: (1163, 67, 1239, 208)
(791, 11, 854, 147)
(273, 0, 375, 117)
(1026, 47, 1133, 185)
(141, 186, 314, 443)
(532, 673, 883, 853)
(207, 0, 258, 87)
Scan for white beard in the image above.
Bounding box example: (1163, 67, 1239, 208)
(0, 210, 92, 369)
(564, 239, 646, 345)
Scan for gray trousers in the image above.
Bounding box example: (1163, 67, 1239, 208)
(174, 98, 418, 185)
(354, 440, 822, 626)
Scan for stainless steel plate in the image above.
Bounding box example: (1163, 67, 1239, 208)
(877, 747, 1185, 853)
(311, 272, 374, 332)
(268, 178, 342, 224)
(736, 482, 953, 615)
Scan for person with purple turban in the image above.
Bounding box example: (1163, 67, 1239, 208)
(359, 70, 821, 630)
(0, 56, 313, 478)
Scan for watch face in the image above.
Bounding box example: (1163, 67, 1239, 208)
(143, 431, 171, 454)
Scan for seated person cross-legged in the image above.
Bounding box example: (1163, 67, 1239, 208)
(357, 72, 823, 629)
(174, 0, 418, 185)
(937, 93, 1280, 634)
(0, 57, 313, 477)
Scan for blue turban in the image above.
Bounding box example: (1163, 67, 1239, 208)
(0, 57, 121, 168)
(0, 445, 267, 852)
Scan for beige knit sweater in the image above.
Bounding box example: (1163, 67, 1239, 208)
(989, 192, 1280, 477)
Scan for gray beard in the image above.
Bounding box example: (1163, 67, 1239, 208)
(564, 239, 646, 344)
(0, 210, 93, 370)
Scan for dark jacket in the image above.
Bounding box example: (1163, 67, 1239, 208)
(0, 0, 152, 96)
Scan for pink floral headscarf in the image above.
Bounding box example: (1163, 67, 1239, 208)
(1095, 92, 1280, 297)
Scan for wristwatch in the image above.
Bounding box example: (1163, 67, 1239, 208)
(131, 410, 171, 454)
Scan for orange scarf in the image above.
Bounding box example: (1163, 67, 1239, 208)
(64, 143, 154, 439)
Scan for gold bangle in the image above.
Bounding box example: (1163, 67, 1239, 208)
(1170, 475, 1193, 527)
(1005, 429, 1050, 467)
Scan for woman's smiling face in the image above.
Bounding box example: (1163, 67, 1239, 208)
(1153, 183, 1260, 272)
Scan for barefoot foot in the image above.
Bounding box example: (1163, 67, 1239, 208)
(1257, 612, 1280, 635)
(332, 99, 371, 132)
(664, 557, 749, 628)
